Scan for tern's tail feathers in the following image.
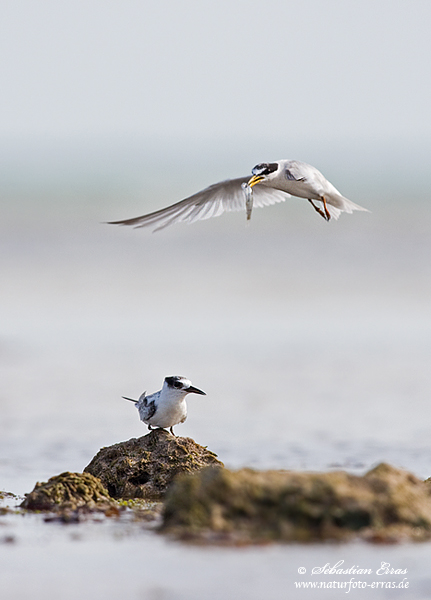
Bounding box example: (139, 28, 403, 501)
(123, 396, 138, 403)
(325, 194, 369, 221)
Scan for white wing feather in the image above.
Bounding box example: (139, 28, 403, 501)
(108, 177, 290, 232)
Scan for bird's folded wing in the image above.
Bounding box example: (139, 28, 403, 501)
(107, 177, 290, 232)
(284, 161, 308, 181)
(138, 399, 156, 420)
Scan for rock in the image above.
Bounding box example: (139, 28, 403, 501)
(84, 428, 223, 500)
(21, 471, 115, 512)
(162, 463, 431, 543)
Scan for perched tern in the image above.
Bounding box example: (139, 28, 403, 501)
(123, 375, 206, 435)
(108, 159, 368, 232)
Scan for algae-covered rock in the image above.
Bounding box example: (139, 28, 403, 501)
(365, 463, 431, 529)
(162, 463, 431, 543)
(21, 471, 115, 512)
(84, 428, 223, 500)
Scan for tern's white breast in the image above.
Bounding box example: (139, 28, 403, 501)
(147, 393, 188, 428)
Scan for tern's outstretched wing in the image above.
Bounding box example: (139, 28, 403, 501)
(107, 177, 290, 232)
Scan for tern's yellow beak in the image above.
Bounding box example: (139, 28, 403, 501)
(247, 174, 264, 188)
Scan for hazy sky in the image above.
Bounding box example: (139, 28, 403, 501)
(1, 0, 430, 147)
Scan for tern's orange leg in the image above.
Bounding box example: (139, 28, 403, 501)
(321, 196, 331, 221)
(308, 199, 328, 221)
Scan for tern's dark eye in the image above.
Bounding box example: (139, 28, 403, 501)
(165, 376, 182, 388)
(251, 162, 278, 177)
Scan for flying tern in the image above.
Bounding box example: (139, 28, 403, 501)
(108, 159, 368, 231)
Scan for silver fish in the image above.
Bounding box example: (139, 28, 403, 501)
(241, 182, 253, 221)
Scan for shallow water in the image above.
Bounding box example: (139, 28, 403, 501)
(1, 505, 430, 600)
(1, 183, 431, 597)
